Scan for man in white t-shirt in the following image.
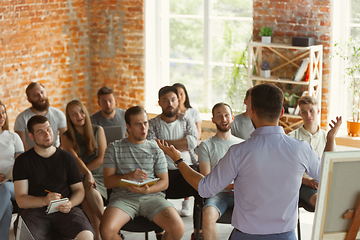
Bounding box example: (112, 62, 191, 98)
(198, 103, 243, 240)
(288, 96, 328, 207)
(14, 82, 67, 150)
(147, 86, 202, 240)
(231, 88, 254, 140)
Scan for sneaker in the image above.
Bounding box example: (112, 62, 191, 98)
(191, 232, 203, 240)
(118, 230, 125, 239)
(180, 199, 191, 217)
(156, 233, 163, 240)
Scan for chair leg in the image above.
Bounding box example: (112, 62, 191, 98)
(297, 208, 301, 240)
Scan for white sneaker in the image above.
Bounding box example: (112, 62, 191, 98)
(180, 200, 191, 217)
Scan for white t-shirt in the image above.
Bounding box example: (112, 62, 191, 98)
(0, 130, 24, 176)
(183, 108, 202, 124)
(159, 119, 192, 169)
(14, 106, 67, 149)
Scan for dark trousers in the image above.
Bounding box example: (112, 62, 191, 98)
(166, 166, 203, 230)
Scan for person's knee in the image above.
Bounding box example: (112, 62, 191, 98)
(202, 206, 219, 225)
(74, 230, 93, 240)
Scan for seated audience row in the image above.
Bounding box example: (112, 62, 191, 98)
(0, 81, 340, 240)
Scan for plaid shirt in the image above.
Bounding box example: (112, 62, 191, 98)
(147, 114, 198, 165)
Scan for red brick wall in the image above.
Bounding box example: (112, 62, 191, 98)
(0, 0, 145, 129)
(253, 0, 331, 129)
(89, 0, 145, 113)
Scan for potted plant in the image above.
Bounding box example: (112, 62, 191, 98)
(334, 38, 360, 136)
(284, 92, 300, 115)
(259, 26, 273, 44)
(260, 60, 271, 78)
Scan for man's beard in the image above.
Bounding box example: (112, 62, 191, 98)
(163, 106, 178, 118)
(215, 122, 232, 133)
(34, 138, 53, 149)
(31, 98, 50, 112)
(103, 107, 115, 115)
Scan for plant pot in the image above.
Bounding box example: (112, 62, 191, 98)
(260, 69, 270, 78)
(347, 120, 360, 137)
(261, 36, 271, 44)
(288, 107, 295, 115)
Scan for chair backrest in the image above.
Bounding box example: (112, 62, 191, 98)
(216, 206, 233, 224)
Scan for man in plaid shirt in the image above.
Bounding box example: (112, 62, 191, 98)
(147, 86, 203, 240)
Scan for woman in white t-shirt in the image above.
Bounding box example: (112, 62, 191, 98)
(0, 101, 25, 239)
(172, 83, 202, 218)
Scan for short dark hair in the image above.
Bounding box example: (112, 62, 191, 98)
(245, 88, 252, 99)
(158, 86, 178, 100)
(172, 83, 192, 108)
(27, 115, 49, 135)
(251, 83, 283, 122)
(212, 102, 232, 116)
(125, 106, 147, 126)
(26, 82, 45, 98)
(298, 96, 318, 106)
(97, 86, 115, 99)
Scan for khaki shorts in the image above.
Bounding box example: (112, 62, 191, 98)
(108, 192, 173, 220)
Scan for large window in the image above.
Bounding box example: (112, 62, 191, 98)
(146, 0, 253, 114)
(330, 0, 360, 130)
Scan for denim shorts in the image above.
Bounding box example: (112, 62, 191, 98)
(229, 229, 296, 240)
(203, 192, 234, 217)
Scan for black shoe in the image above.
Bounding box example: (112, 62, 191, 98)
(156, 233, 163, 240)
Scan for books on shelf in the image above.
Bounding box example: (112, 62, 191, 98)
(293, 58, 310, 82)
(46, 198, 69, 215)
(118, 178, 160, 188)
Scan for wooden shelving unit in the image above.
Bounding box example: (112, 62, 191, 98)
(247, 42, 323, 131)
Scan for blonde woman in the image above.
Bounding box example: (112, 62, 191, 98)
(61, 100, 107, 240)
(0, 101, 24, 239)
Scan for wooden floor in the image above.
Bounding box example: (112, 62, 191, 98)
(9, 198, 314, 240)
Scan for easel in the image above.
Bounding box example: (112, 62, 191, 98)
(343, 194, 360, 240)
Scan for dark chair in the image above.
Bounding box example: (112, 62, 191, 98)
(216, 206, 233, 224)
(121, 216, 163, 240)
(297, 199, 315, 240)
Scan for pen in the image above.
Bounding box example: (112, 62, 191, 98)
(45, 190, 62, 198)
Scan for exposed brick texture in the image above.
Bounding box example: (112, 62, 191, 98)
(253, 0, 331, 129)
(0, 0, 144, 129)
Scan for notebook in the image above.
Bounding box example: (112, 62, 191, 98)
(118, 178, 160, 188)
(103, 126, 125, 145)
(16, 216, 35, 240)
(46, 198, 69, 215)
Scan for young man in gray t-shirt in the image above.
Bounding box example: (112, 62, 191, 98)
(90, 87, 126, 141)
(101, 106, 184, 240)
(198, 103, 243, 240)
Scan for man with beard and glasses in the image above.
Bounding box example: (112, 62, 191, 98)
(13, 115, 94, 240)
(147, 86, 202, 240)
(157, 83, 342, 240)
(90, 87, 127, 140)
(14, 82, 67, 151)
(197, 103, 243, 240)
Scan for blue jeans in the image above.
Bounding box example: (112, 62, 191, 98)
(229, 229, 296, 240)
(204, 192, 234, 217)
(0, 181, 15, 240)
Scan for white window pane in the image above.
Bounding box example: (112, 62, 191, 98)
(170, 0, 204, 15)
(170, 18, 204, 60)
(212, 0, 252, 18)
(351, 0, 360, 24)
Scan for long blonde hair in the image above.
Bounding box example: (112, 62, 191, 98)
(65, 100, 97, 155)
(0, 101, 9, 131)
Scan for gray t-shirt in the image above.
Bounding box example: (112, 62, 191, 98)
(231, 113, 254, 140)
(198, 135, 243, 170)
(103, 138, 168, 198)
(14, 106, 66, 149)
(90, 108, 126, 140)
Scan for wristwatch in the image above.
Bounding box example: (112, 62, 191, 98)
(174, 158, 184, 168)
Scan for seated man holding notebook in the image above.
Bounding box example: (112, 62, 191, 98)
(100, 106, 184, 240)
(13, 115, 94, 240)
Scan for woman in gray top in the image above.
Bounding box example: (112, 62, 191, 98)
(61, 100, 107, 240)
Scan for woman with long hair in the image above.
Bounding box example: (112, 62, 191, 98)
(0, 101, 24, 239)
(61, 100, 107, 240)
(172, 83, 202, 219)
